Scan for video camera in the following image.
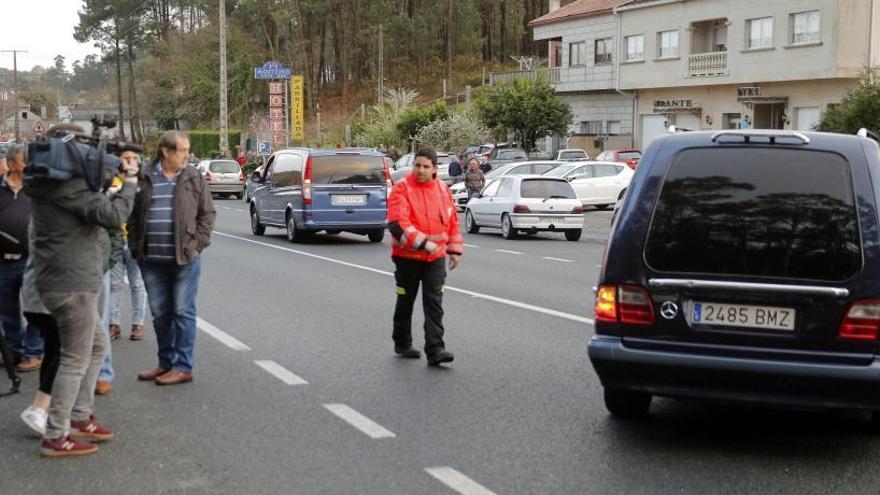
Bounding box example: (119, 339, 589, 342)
(25, 117, 144, 192)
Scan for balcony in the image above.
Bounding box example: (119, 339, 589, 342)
(688, 51, 728, 77)
(489, 67, 561, 85)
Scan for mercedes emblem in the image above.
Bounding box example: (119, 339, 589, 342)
(660, 301, 679, 320)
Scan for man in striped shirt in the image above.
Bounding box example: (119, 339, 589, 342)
(128, 131, 215, 386)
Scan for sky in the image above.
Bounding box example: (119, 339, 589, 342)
(0, 1, 100, 72)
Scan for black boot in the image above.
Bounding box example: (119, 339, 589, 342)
(395, 347, 421, 359)
(427, 349, 454, 366)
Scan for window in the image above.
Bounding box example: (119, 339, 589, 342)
(310, 155, 385, 184)
(607, 121, 622, 135)
(497, 178, 514, 197)
(509, 165, 531, 175)
(594, 165, 622, 177)
(569, 166, 593, 180)
(747, 17, 774, 48)
(209, 160, 240, 173)
(791, 11, 820, 44)
(723, 113, 742, 129)
(644, 148, 860, 281)
(657, 30, 679, 58)
(625, 35, 644, 61)
(520, 179, 576, 199)
(580, 121, 603, 135)
(569, 41, 586, 67)
(482, 180, 501, 197)
(271, 154, 304, 187)
(595, 38, 612, 65)
(532, 163, 558, 175)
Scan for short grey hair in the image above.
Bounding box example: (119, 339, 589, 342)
(6, 143, 25, 162)
(156, 130, 189, 160)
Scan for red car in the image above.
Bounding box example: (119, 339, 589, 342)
(596, 149, 642, 170)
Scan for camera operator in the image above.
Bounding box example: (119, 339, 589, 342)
(26, 124, 139, 457)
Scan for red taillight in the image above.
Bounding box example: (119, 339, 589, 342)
(594, 284, 655, 325)
(239, 172, 245, 181)
(512, 205, 531, 214)
(572, 205, 584, 214)
(205, 171, 212, 182)
(303, 156, 313, 205)
(384, 161, 393, 196)
(839, 300, 880, 341)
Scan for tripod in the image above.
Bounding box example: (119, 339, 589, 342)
(0, 333, 21, 397)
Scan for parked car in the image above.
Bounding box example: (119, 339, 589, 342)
(249, 148, 391, 242)
(244, 164, 265, 203)
(464, 175, 583, 241)
(595, 148, 642, 169)
(554, 148, 590, 161)
(391, 152, 457, 184)
(451, 160, 562, 210)
(588, 129, 880, 422)
(481, 146, 528, 172)
(542, 161, 633, 210)
(197, 159, 245, 199)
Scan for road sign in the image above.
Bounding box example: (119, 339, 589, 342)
(258, 141, 271, 156)
(33, 121, 44, 136)
(254, 61, 292, 80)
(291, 76, 304, 141)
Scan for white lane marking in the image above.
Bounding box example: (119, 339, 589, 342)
(543, 256, 574, 263)
(196, 317, 252, 351)
(323, 404, 396, 439)
(494, 249, 523, 255)
(213, 231, 594, 325)
(595, 264, 603, 268)
(254, 360, 308, 385)
(463, 243, 479, 248)
(425, 467, 497, 495)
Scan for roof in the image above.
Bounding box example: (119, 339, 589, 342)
(529, 0, 630, 27)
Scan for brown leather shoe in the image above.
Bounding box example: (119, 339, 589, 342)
(95, 380, 112, 395)
(137, 368, 170, 381)
(130, 325, 144, 341)
(16, 356, 42, 372)
(155, 369, 193, 386)
(109, 324, 121, 341)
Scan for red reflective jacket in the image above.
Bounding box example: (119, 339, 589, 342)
(387, 174, 463, 262)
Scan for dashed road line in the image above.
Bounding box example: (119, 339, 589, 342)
(254, 360, 308, 385)
(542, 256, 574, 263)
(323, 404, 396, 439)
(213, 231, 594, 325)
(425, 467, 497, 495)
(197, 317, 252, 351)
(463, 243, 480, 248)
(494, 249, 523, 255)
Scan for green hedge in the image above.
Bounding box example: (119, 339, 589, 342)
(187, 130, 242, 159)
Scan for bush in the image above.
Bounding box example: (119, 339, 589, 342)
(186, 130, 243, 158)
(817, 72, 880, 134)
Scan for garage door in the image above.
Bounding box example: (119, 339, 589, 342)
(641, 115, 668, 151)
(795, 107, 820, 131)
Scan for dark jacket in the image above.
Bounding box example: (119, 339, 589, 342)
(26, 177, 136, 293)
(128, 163, 216, 265)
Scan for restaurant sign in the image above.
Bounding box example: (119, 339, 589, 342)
(653, 98, 700, 113)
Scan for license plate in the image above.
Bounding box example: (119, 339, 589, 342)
(331, 195, 366, 206)
(541, 216, 561, 223)
(690, 302, 795, 331)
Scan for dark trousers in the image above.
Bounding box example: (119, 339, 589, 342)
(392, 257, 447, 354)
(0, 258, 44, 359)
(25, 313, 60, 395)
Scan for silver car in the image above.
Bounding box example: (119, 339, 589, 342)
(244, 164, 265, 203)
(198, 159, 244, 199)
(450, 161, 563, 210)
(464, 175, 584, 241)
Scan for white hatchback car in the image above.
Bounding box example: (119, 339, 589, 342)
(464, 175, 584, 241)
(450, 160, 562, 210)
(542, 161, 633, 210)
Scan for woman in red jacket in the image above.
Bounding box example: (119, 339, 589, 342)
(387, 148, 463, 366)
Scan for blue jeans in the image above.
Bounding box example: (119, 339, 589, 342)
(0, 258, 43, 358)
(109, 245, 147, 326)
(98, 271, 114, 382)
(139, 256, 201, 373)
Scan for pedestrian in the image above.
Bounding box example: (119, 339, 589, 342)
(463, 158, 485, 201)
(387, 147, 463, 366)
(448, 156, 462, 184)
(26, 124, 139, 457)
(236, 151, 247, 166)
(108, 148, 148, 343)
(129, 130, 216, 386)
(0, 143, 44, 373)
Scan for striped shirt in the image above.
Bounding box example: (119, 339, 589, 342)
(146, 163, 178, 263)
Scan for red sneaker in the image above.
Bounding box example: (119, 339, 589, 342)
(70, 416, 114, 442)
(40, 435, 98, 457)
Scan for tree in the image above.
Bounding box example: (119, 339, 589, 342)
(415, 113, 491, 152)
(475, 78, 572, 153)
(396, 101, 450, 143)
(817, 72, 880, 134)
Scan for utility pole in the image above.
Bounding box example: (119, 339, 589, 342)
(1, 50, 27, 142)
(218, 0, 229, 156)
(378, 24, 384, 104)
(447, 0, 454, 97)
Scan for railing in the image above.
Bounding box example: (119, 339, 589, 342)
(489, 67, 561, 85)
(687, 51, 728, 77)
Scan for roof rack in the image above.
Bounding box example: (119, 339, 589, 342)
(857, 128, 880, 142)
(710, 130, 810, 145)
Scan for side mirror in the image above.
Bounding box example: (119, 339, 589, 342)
(473, 192, 483, 199)
(566, 176, 574, 182)
(251, 171, 262, 182)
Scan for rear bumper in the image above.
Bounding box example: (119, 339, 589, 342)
(511, 214, 582, 230)
(303, 220, 386, 232)
(209, 183, 244, 193)
(588, 335, 880, 410)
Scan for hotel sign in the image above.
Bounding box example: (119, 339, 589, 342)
(653, 98, 699, 113)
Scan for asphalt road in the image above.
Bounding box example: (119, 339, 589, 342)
(3, 201, 880, 494)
